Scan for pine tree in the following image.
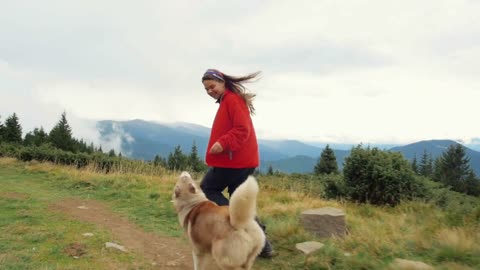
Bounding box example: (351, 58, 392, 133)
(267, 165, 274, 175)
(49, 112, 74, 152)
(463, 170, 480, 196)
(154, 155, 161, 166)
(418, 149, 433, 177)
(75, 138, 88, 153)
(24, 127, 48, 146)
(167, 145, 187, 171)
(108, 149, 116, 157)
(314, 145, 338, 175)
(433, 144, 472, 194)
(153, 154, 166, 167)
(188, 141, 205, 172)
(88, 143, 95, 154)
(3, 113, 23, 143)
(411, 154, 418, 174)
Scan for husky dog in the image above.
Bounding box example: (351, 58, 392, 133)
(172, 171, 265, 270)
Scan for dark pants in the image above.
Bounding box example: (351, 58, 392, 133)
(200, 167, 255, 206)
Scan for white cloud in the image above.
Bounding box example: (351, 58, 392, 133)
(1, 0, 479, 146)
(98, 122, 135, 155)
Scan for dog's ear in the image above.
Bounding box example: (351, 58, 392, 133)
(188, 183, 197, 194)
(174, 185, 181, 198)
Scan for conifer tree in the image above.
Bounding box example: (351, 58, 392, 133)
(108, 149, 116, 157)
(167, 145, 187, 171)
(433, 144, 472, 194)
(464, 170, 480, 196)
(411, 154, 418, 174)
(24, 127, 48, 146)
(188, 141, 205, 172)
(154, 155, 161, 166)
(88, 143, 95, 153)
(3, 113, 23, 143)
(314, 145, 338, 175)
(267, 165, 274, 175)
(75, 138, 88, 153)
(418, 149, 433, 177)
(49, 112, 75, 151)
(153, 154, 166, 167)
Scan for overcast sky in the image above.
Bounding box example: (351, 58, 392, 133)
(1, 0, 479, 147)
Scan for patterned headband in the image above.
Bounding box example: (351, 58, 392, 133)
(202, 69, 224, 82)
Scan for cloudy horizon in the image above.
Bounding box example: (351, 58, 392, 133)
(1, 1, 479, 150)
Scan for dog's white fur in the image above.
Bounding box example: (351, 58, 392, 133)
(172, 171, 265, 270)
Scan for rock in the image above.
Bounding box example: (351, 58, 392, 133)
(300, 207, 346, 238)
(295, 241, 324, 255)
(105, 242, 127, 252)
(82, 233, 94, 237)
(392, 258, 434, 270)
(77, 206, 88, 210)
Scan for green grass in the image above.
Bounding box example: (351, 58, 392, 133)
(1, 158, 479, 270)
(0, 162, 139, 269)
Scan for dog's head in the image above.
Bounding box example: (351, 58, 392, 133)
(172, 171, 206, 212)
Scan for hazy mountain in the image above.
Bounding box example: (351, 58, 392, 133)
(262, 140, 480, 175)
(390, 140, 480, 175)
(304, 141, 401, 151)
(260, 149, 351, 174)
(97, 120, 480, 175)
(460, 138, 480, 152)
(97, 120, 288, 161)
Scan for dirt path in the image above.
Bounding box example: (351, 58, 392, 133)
(50, 198, 193, 270)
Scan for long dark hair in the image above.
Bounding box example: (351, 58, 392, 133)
(202, 69, 260, 115)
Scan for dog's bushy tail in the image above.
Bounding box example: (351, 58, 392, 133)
(229, 175, 259, 230)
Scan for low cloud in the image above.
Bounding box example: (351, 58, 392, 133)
(97, 122, 135, 156)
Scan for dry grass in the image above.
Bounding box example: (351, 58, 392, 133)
(435, 227, 478, 252)
(0, 157, 18, 165)
(4, 158, 480, 269)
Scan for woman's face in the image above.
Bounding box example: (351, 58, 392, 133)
(203, 79, 226, 100)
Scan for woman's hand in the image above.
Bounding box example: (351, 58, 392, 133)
(209, 142, 223, 154)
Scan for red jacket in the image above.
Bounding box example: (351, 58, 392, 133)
(205, 89, 259, 168)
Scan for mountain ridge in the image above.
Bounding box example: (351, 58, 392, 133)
(96, 120, 480, 175)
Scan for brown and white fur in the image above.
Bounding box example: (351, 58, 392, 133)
(172, 171, 265, 270)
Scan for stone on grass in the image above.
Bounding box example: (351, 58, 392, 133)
(105, 242, 127, 252)
(300, 207, 346, 238)
(392, 258, 434, 270)
(295, 241, 324, 255)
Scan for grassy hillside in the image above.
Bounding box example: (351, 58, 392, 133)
(0, 158, 479, 269)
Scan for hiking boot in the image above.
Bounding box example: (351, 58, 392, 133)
(258, 239, 275, 258)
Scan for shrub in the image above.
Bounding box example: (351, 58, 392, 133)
(343, 145, 420, 206)
(322, 173, 347, 199)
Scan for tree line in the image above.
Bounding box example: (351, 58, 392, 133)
(0, 112, 103, 154)
(2, 111, 479, 206)
(265, 143, 479, 205)
(0, 112, 206, 173)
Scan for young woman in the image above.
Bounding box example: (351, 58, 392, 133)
(200, 68, 274, 258)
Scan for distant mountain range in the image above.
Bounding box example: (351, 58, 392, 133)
(97, 120, 480, 175)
